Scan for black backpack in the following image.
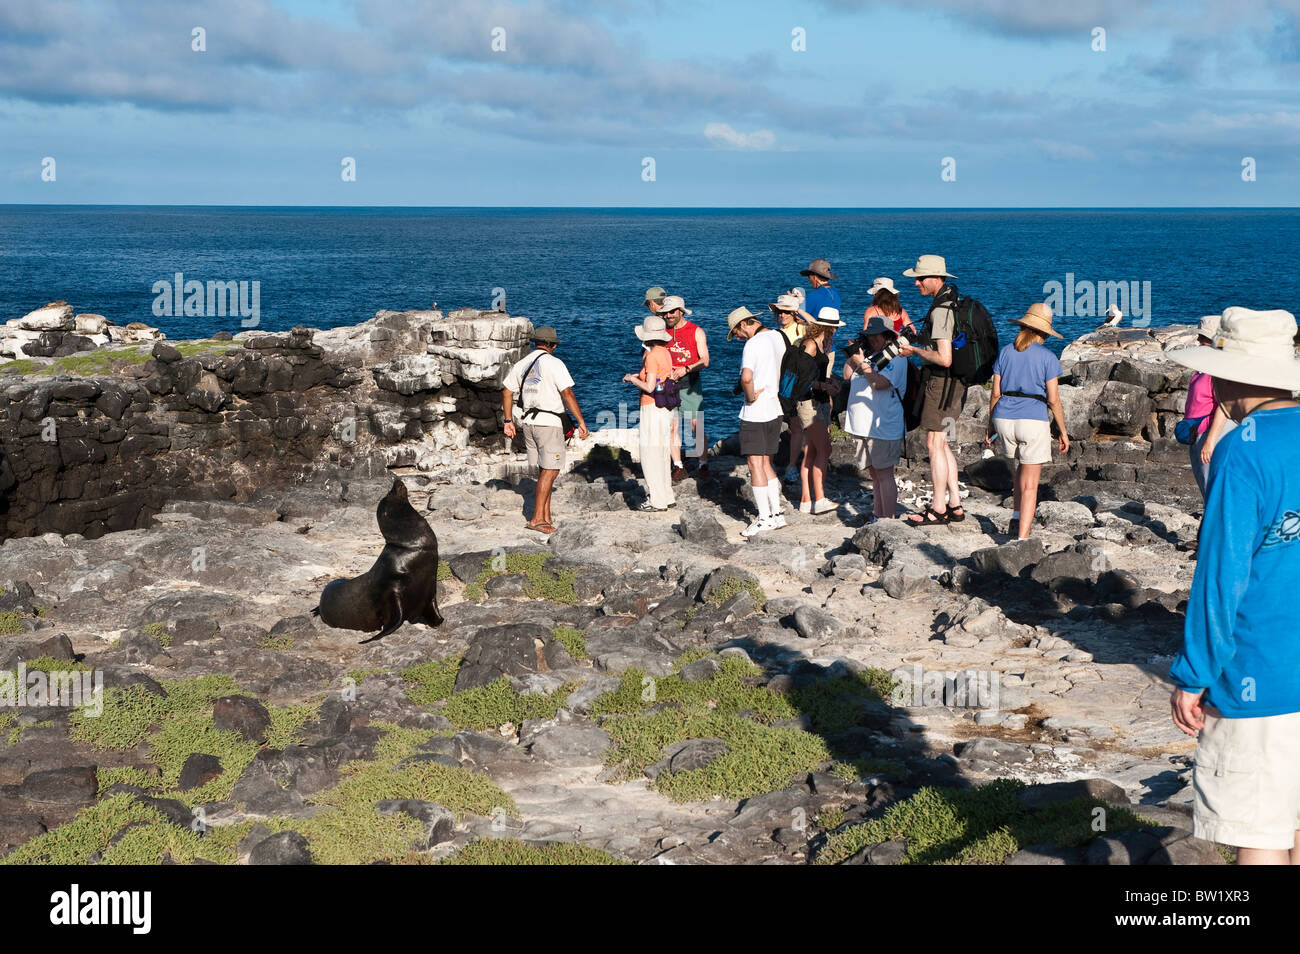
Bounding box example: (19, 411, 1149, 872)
(898, 360, 925, 432)
(777, 337, 819, 418)
(926, 292, 998, 387)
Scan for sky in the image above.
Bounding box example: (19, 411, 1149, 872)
(1, 0, 1299, 206)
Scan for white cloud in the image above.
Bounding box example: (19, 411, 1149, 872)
(1035, 139, 1098, 161)
(704, 122, 777, 150)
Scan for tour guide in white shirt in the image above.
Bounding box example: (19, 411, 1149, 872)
(727, 306, 787, 537)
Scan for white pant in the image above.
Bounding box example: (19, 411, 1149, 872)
(638, 404, 676, 509)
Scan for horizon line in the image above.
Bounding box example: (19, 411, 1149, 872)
(2, 203, 1299, 212)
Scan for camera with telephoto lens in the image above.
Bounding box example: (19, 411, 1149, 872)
(844, 334, 910, 372)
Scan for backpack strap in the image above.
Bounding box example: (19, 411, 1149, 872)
(517, 352, 550, 422)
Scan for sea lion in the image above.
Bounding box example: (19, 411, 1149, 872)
(312, 477, 444, 643)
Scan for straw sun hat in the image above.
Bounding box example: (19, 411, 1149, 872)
(1167, 307, 1300, 392)
(635, 314, 671, 344)
(1015, 303, 1063, 339)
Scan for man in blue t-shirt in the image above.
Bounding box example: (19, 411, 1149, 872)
(1165, 306, 1300, 865)
(801, 258, 841, 328)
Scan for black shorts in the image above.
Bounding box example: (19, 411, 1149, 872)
(739, 418, 781, 457)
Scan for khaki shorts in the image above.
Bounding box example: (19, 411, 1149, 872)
(795, 400, 816, 429)
(853, 437, 903, 471)
(993, 416, 1052, 465)
(920, 373, 967, 433)
(522, 422, 565, 471)
(1192, 709, 1300, 850)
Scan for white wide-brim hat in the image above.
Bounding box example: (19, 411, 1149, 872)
(809, 306, 845, 328)
(1166, 307, 1300, 392)
(903, 254, 955, 279)
(867, 277, 898, 296)
(635, 314, 672, 343)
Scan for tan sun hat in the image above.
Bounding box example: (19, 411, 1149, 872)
(768, 293, 803, 315)
(1014, 303, 1062, 339)
(727, 306, 762, 340)
(1197, 314, 1221, 341)
(635, 314, 671, 344)
(903, 254, 955, 279)
(658, 295, 691, 315)
(1167, 307, 1300, 392)
(800, 259, 837, 281)
(867, 277, 899, 296)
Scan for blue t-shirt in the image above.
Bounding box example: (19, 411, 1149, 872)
(1169, 407, 1300, 717)
(804, 286, 841, 324)
(991, 342, 1062, 423)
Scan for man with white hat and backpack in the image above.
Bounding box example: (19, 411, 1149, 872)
(1165, 307, 1300, 865)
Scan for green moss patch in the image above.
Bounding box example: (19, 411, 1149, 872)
(68, 674, 316, 806)
(402, 655, 463, 706)
(551, 626, 588, 661)
(442, 838, 627, 865)
(23, 656, 91, 672)
(704, 576, 766, 609)
(442, 677, 576, 731)
(0, 612, 26, 636)
(436, 562, 453, 582)
(815, 778, 1155, 865)
(175, 340, 241, 357)
(0, 359, 41, 375)
(1, 793, 165, 864)
(785, 669, 897, 736)
(258, 721, 517, 865)
(464, 552, 576, 604)
(258, 635, 293, 651)
(141, 621, 172, 648)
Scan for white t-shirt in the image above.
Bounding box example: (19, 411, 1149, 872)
(739, 328, 786, 423)
(844, 356, 907, 440)
(503, 349, 574, 427)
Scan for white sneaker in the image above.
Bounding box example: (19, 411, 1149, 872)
(799, 501, 812, 514)
(812, 498, 838, 515)
(766, 514, 787, 530)
(741, 517, 769, 538)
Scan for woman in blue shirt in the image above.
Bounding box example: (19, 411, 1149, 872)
(984, 303, 1070, 539)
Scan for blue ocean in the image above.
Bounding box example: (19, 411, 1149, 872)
(2, 206, 1298, 438)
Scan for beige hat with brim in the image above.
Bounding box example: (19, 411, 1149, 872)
(635, 314, 672, 344)
(867, 277, 898, 296)
(903, 254, 955, 279)
(727, 306, 762, 340)
(1167, 307, 1300, 392)
(1015, 303, 1062, 339)
(658, 295, 692, 315)
(1197, 314, 1220, 341)
(768, 293, 803, 315)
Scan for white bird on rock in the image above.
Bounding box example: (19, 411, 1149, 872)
(1100, 304, 1123, 328)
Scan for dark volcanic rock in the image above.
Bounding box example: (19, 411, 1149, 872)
(212, 696, 272, 744)
(249, 830, 313, 865)
(453, 623, 554, 691)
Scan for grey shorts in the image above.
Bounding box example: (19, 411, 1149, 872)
(738, 418, 781, 458)
(522, 422, 565, 471)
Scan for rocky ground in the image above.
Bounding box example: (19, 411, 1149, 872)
(0, 415, 1225, 865)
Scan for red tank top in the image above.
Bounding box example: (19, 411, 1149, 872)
(666, 321, 701, 370)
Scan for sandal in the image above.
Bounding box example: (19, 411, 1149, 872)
(947, 506, 966, 523)
(526, 522, 556, 534)
(904, 506, 950, 527)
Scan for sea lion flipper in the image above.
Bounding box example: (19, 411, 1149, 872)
(359, 593, 404, 644)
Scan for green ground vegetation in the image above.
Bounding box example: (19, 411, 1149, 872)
(464, 552, 576, 604)
(815, 778, 1157, 865)
(441, 838, 627, 865)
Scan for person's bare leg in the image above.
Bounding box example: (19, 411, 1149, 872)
(1237, 845, 1292, 865)
(1012, 462, 1023, 518)
(868, 466, 882, 517)
(942, 440, 961, 512)
(788, 418, 804, 474)
(928, 430, 949, 514)
(1017, 463, 1041, 539)
(800, 435, 812, 505)
(1292, 830, 1300, 865)
(812, 429, 828, 501)
(535, 468, 558, 526)
(877, 465, 897, 518)
(669, 413, 682, 468)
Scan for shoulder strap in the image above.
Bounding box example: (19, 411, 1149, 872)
(518, 352, 546, 417)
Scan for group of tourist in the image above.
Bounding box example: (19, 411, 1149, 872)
(498, 277, 1300, 866)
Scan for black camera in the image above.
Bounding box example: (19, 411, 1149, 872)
(845, 334, 909, 372)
